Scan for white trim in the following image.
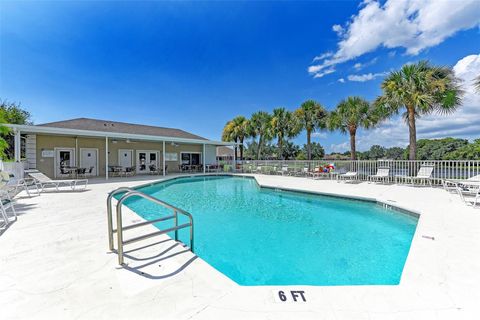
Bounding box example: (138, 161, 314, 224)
(105, 137, 108, 180)
(5, 123, 234, 146)
(54, 147, 76, 179)
(79, 148, 99, 176)
(162, 141, 166, 177)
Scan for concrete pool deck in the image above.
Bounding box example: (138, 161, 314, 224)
(1, 173, 480, 319)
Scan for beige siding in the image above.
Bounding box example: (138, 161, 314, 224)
(35, 134, 205, 178)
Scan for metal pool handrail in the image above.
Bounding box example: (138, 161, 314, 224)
(107, 187, 136, 251)
(107, 187, 194, 265)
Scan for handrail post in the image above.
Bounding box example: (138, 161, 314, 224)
(116, 202, 125, 265)
(174, 209, 178, 241)
(107, 196, 114, 251)
(190, 216, 194, 253)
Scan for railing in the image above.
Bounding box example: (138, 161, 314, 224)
(107, 187, 194, 265)
(236, 160, 480, 184)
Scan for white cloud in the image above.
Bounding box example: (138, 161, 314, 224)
(338, 78, 345, 83)
(353, 57, 378, 71)
(332, 24, 344, 36)
(312, 52, 333, 62)
(312, 67, 335, 78)
(351, 53, 480, 149)
(330, 142, 350, 153)
(309, 0, 480, 78)
(312, 132, 327, 139)
(347, 72, 386, 82)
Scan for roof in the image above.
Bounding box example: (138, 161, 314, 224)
(37, 118, 208, 141)
(216, 146, 234, 157)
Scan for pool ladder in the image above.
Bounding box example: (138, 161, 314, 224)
(107, 187, 194, 265)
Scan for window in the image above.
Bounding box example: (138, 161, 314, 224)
(165, 153, 178, 161)
(181, 152, 202, 165)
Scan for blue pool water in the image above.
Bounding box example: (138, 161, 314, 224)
(121, 176, 417, 286)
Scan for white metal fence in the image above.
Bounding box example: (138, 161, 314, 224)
(235, 160, 480, 185)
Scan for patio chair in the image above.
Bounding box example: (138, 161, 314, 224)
(0, 171, 38, 197)
(0, 188, 17, 230)
(251, 166, 262, 174)
(443, 174, 480, 192)
(307, 166, 321, 179)
(395, 164, 435, 186)
(368, 167, 390, 184)
(295, 167, 309, 177)
(337, 171, 358, 183)
(456, 185, 480, 207)
(277, 166, 289, 176)
(27, 171, 88, 192)
(311, 166, 334, 180)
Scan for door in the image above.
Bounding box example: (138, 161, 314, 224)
(136, 151, 159, 174)
(55, 148, 75, 178)
(80, 148, 98, 176)
(118, 149, 133, 168)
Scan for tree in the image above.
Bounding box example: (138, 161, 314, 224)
(281, 141, 301, 160)
(0, 100, 32, 159)
(221, 116, 249, 160)
(302, 142, 325, 160)
(385, 147, 405, 160)
(271, 108, 300, 160)
(0, 109, 10, 158)
(415, 138, 468, 160)
(327, 96, 378, 160)
(368, 145, 386, 159)
(222, 120, 237, 158)
(248, 111, 272, 160)
(375, 61, 462, 160)
(445, 139, 480, 160)
(295, 100, 327, 160)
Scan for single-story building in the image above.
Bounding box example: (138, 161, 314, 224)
(6, 118, 236, 179)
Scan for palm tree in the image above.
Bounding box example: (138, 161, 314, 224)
(271, 108, 300, 159)
(375, 61, 462, 160)
(231, 116, 249, 160)
(248, 111, 272, 160)
(294, 100, 327, 160)
(222, 120, 237, 158)
(0, 109, 10, 159)
(327, 97, 377, 160)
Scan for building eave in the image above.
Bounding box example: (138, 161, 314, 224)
(5, 124, 235, 146)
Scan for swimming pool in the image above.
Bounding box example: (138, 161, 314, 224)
(121, 175, 418, 286)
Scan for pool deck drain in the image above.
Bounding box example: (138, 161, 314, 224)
(1, 173, 479, 319)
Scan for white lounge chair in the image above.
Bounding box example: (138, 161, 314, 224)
(0, 188, 17, 230)
(251, 166, 262, 174)
(443, 174, 480, 192)
(337, 171, 357, 182)
(0, 171, 38, 197)
(368, 167, 390, 184)
(395, 164, 435, 186)
(28, 171, 88, 192)
(456, 185, 480, 207)
(277, 166, 289, 176)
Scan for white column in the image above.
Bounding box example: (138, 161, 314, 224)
(203, 144, 206, 173)
(233, 143, 236, 172)
(14, 129, 21, 162)
(105, 136, 109, 180)
(162, 141, 166, 176)
(75, 137, 78, 167)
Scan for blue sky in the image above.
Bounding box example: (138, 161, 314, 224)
(1, 0, 479, 152)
